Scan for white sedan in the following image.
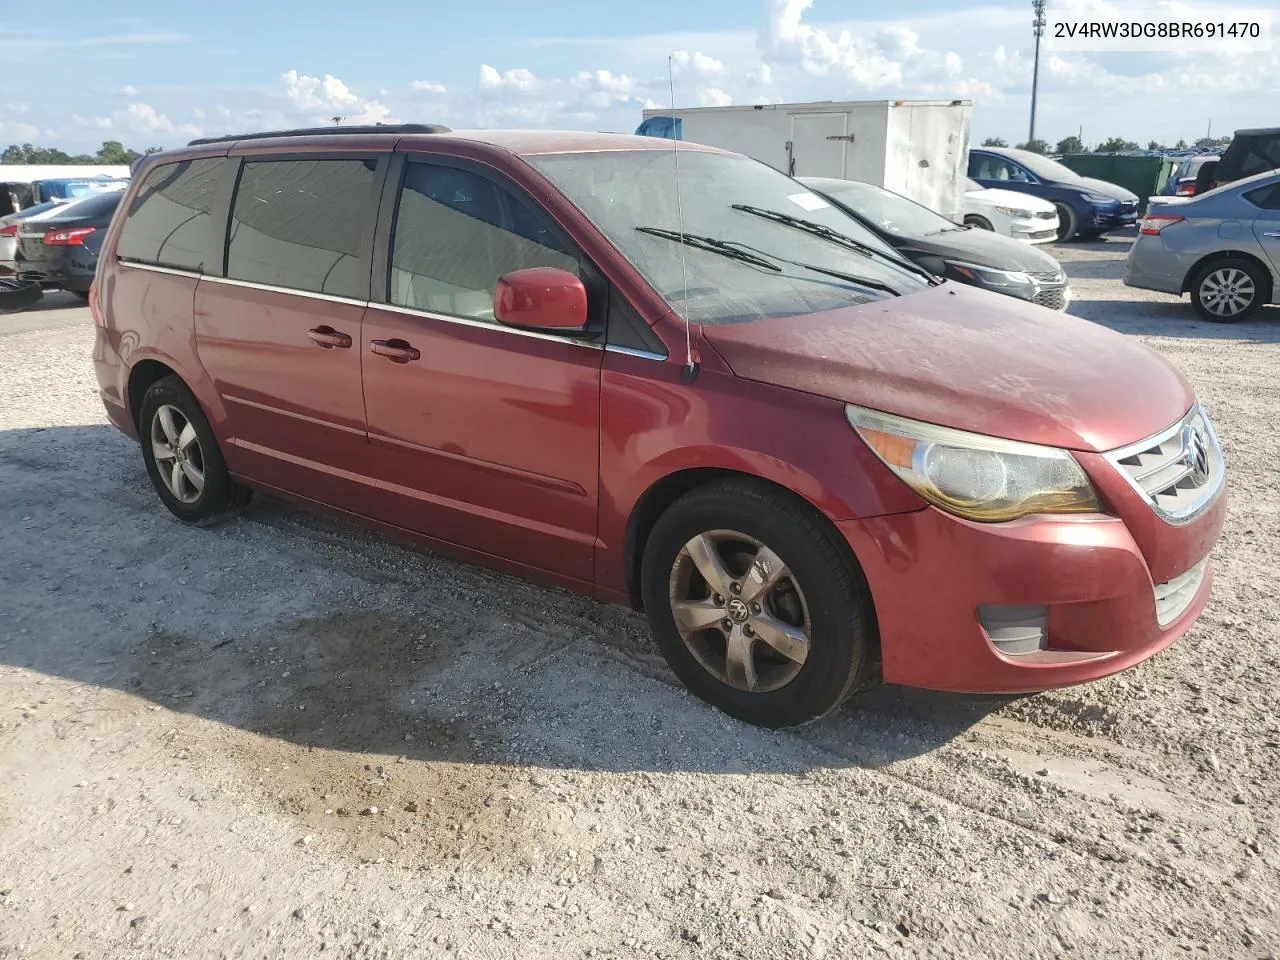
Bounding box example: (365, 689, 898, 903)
(962, 179, 1059, 244)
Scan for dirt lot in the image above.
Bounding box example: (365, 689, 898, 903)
(2, 245, 1278, 960)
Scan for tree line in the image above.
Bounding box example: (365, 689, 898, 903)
(980, 135, 1233, 155)
(1, 141, 163, 166)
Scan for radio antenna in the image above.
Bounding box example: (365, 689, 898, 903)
(667, 55, 697, 383)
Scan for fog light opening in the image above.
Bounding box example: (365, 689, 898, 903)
(978, 604, 1049, 656)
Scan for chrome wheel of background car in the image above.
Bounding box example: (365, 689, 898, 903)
(667, 529, 811, 694)
(1199, 268, 1255, 318)
(150, 404, 206, 504)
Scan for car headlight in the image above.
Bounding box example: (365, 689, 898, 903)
(846, 404, 1101, 522)
(1083, 193, 1117, 204)
(994, 205, 1033, 218)
(945, 260, 1033, 288)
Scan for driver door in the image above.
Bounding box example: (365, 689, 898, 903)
(359, 157, 605, 586)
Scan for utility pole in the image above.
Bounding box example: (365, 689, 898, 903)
(1206, 119, 1212, 141)
(1030, 0, 1047, 145)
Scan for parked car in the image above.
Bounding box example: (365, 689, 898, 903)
(1163, 156, 1219, 197)
(30, 176, 130, 203)
(0, 199, 72, 275)
(961, 179, 1059, 243)
(94, 126, 1226, 728)
(1124, 169, 1280, 322)
(11, 190, 123, 297)
(799, 176, 1070, 310)
(968, 147, 1140, 241)
(1193, 128, 1280, 194)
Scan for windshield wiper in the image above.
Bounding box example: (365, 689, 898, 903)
(636, 226, 901, 298)
(636, 226, 781, 272)
(730, 204, 939, 284)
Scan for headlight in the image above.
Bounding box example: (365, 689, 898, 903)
(1083, 193, 1117, 204)
(846, 404, 1101, 522)
(945, 260, 1033, 288)
(994, 205, 1033, 218)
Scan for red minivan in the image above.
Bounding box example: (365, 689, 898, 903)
(92, 124, 1227, 728)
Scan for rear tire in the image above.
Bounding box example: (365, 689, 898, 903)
(964, 215, 994, 231)
(640, 478, 876, 728)
(1053, 203, 1078, 242)
(138, 376, 252, 525)
(1190, 257, 1267, 322)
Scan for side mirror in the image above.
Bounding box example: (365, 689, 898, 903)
(494, 267, 588, 333)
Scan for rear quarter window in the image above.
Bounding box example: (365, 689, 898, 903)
(116, 157, 226, 272)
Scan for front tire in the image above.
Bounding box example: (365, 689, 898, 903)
(640, 478, 875, 728)
(1053, 203, 1078, 242)
(138, 376, 252, 524)
(1190, 258, 1266, 322)
(964, 215, 994, 231)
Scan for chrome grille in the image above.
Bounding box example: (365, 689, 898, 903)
(1153, 559, 1208, 627)
(1104, 405, 1224, 523)
(1029, 270, 1065, 284)
(1032, 288, 1068, 311)
(1028, 229, 1057, 241)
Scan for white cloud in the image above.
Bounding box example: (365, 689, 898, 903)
(119, 84, 139, 97)
(118, 103, 202, 138)
(412, 81, 448, 94)
(6, 102, 31, 115)
(697, 87, 734, 107)
(479, 65, 540, 92)
(281, 69, 393, 125)
(672, 50, 727, 76)
(0, 120, 40, 142)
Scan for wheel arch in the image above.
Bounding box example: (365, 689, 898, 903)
(622, 466, 876, 638)
(1181, 249, 1275, 299)
(123, 348, 228, 434)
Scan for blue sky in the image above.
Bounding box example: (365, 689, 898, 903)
(1, 0, 1274, 152)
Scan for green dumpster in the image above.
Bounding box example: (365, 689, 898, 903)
(1057, 154, 1169, 212)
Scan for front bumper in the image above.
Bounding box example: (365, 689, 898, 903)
(1091, 202, 1140, 232)
(1008, 216, 1059, 244)
(839, 465, 1226, 693)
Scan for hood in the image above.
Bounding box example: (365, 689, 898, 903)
(700, 283, 1193, 453)
(1074, 177, 1139, 203)
(969, 187, 1056, 212)
(896, 228, 1062, 274)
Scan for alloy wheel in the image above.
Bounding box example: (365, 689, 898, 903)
(150, 404, 206, 504)
(1200, 267, 1256, 318)
(667, 530, 811, 693)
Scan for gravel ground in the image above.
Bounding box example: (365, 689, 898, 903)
(1, 242, 1278, 960)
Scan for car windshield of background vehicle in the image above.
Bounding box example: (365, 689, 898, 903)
(1009, 152, 1086, 184)
(814, 179, 961, 237)
(527, 150, 929, 325)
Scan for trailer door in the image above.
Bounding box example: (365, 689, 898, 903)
(788, 113, 848, 178)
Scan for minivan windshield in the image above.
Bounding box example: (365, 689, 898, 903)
(527, 149, 931, 325)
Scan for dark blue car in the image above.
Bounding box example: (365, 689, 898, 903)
(967, 147, 1139, 241)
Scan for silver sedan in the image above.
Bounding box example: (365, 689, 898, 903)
(1124, 169, 1280, 322)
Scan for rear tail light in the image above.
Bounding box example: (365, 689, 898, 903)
(43, 226, 96, 246)
(1139, 214, 1185, 235)
(0, 224, 16, 238)
(1175, 182, 1198, 196)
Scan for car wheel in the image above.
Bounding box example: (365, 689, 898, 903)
(1190, 258, 1267, 322)
(640, 478, 875, 728)
(964, 215, 994, 231)
(138, 376, 252, 524)
(1054, 203, 1078, 242)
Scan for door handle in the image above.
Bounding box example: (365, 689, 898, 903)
(307, 326, 352, 349)
(370, 338, 421, 363)
(1264, 232, 1280, 239)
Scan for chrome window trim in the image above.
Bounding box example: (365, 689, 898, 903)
(604, 344, 668, 362)
(200, 274, 370, 308)
(375, 302, 603, 350)
(118, 260, 201, 278)
(1103, 403, 1226, 525)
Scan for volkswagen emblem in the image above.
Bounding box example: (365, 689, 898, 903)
(1181, 424, 1210, 485)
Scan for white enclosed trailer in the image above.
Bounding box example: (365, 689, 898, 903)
(638, 100, 973, 222)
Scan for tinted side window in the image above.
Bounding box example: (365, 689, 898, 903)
(389, 162, 578, 322)
(227, 158, 379, 299)
(117, 158, 224, 271)
(1245, 183, 1280, 210)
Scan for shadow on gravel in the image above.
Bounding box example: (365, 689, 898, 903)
(1, 424, 1010, 785)
(1068, 299, 1280, 341)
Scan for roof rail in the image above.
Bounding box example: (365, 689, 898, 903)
(186, 123, 452, 147)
